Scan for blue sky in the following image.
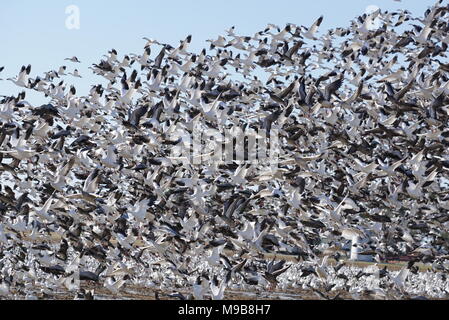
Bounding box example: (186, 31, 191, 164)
(0, 0, 437, 104)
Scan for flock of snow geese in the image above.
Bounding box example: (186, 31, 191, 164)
(2, 1, 449, 300)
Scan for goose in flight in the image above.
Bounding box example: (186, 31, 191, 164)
(210, 275, 227, 300)
(6, 65, 31, 87)
(356, 8, 382, 35)
(303, 16, 324, 40)
(193, 275, 209, 300)
(68, 69, 82, 78)
(33, 194, 56, 223)
(263, 258, 291, 289)
(0, 134, 36, 161)
(129, 199, 152, 223)
(143, 37, 161, 48)
(65, 56, 81, 63)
